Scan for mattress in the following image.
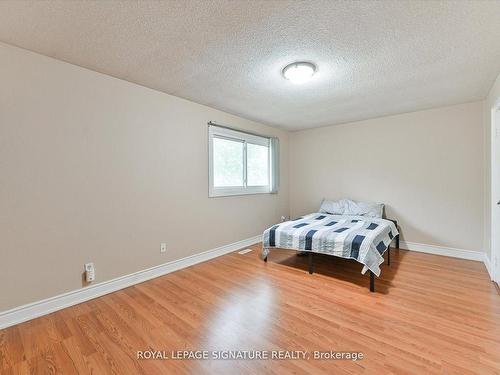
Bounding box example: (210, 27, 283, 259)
(262, 213, 399, 276)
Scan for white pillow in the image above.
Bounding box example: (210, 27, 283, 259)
(320, 198, 384, 218)
(343, 199, 384, 218)
(319, 198, 345, 215)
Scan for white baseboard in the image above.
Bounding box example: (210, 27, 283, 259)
(0, 235, 261, 330)
(483, 254, 494, 281)
(399, 241, 484, 262)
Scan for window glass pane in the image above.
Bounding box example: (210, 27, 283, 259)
(213, 137, 244, 187)
(247, 143, 269, 186)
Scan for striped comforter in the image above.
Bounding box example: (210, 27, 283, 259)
(262, 213, 399, 276)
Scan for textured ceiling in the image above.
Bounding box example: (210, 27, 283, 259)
(0, 1, 499, 130)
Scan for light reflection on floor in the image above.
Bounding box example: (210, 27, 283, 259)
(204, 281, 276, 350)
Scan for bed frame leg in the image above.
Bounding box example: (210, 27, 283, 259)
(396, 234, 400, 249)
(370, 271, 375, 292)
(264, 256, 267, 262)
(308, 252, 314, 274)
(387, 246, 391, 266)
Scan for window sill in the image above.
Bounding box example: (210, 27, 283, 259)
(209, 187, 273, 198)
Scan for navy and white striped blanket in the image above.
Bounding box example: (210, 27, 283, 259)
(262, 213, 399, 276)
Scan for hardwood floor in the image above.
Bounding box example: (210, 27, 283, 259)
(1, 244, 499, 374)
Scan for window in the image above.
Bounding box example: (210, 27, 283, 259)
(209, 124, 278, 197)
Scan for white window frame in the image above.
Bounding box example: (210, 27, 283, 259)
(209, 125, 271, 197)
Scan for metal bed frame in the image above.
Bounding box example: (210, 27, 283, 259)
(263, 219, 400, 293)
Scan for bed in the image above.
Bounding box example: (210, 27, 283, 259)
(261, 200, 399, 292)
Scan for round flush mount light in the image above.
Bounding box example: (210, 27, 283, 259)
(282, 61, 317, 84)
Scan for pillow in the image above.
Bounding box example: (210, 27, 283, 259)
(344, 199, 384, 218)
(319, 198, 384, 218)
(319, 198, 345, 215)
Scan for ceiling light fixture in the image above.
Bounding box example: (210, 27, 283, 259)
(282, 62, 316, 84)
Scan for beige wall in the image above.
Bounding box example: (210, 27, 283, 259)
(0, 42, 289, 311)
(483, 74, 500, 260)
(289, 102, 484, 252)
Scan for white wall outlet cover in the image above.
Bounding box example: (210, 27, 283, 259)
(84, 262, 95, 282)
(281, 216, 287, 222)
(160, 243, 167, 253)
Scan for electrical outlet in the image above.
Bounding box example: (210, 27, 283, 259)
(84, 262, 95, 282)
(160, 243, 167, 253)
(281, 215, 287, 222)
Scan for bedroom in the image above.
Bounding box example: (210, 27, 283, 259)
(0, 1, 499, 374)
